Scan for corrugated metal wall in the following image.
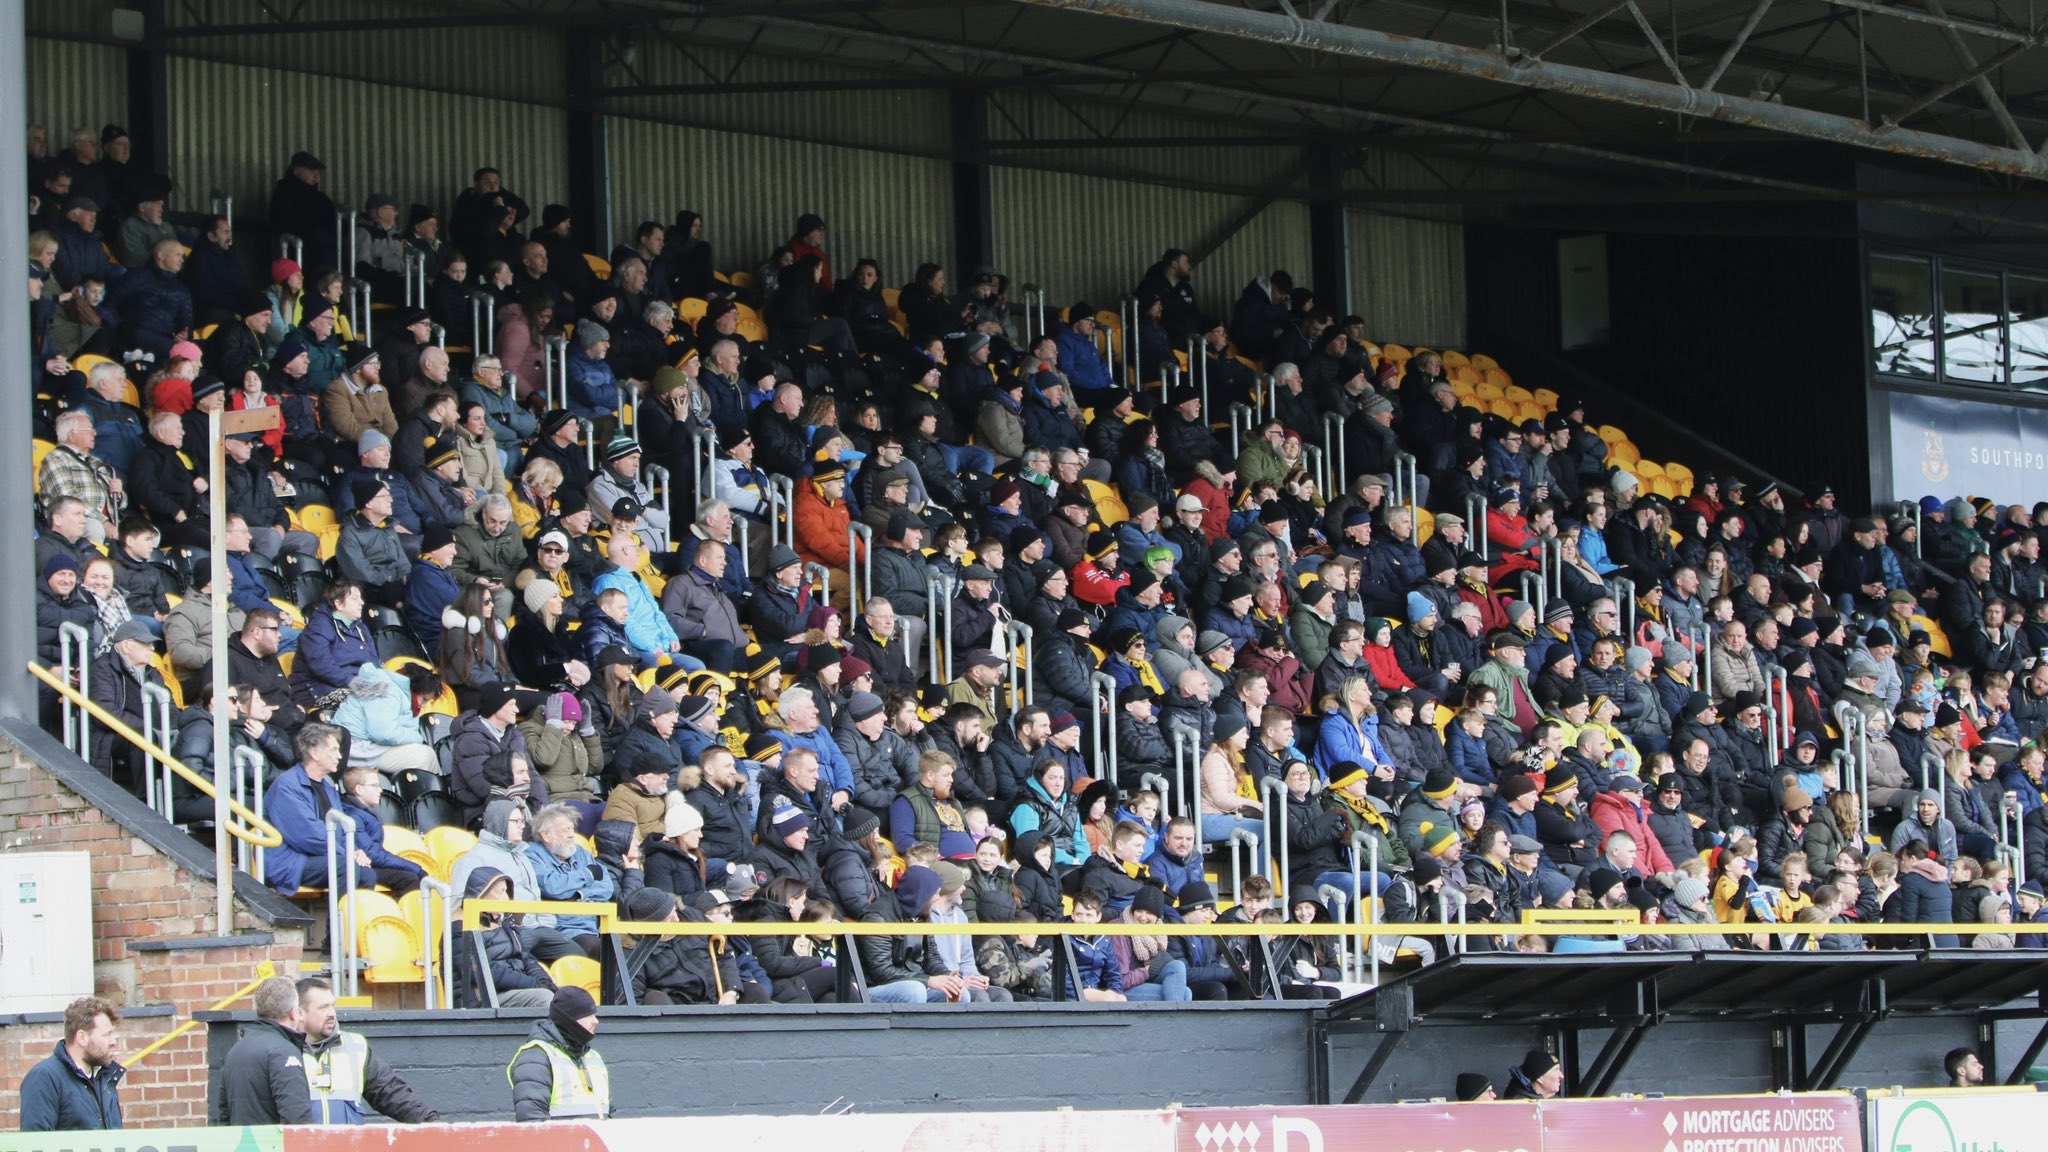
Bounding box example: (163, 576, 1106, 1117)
(166, 56, 568, 230)
(990, 166, 1312, 323)
(608, 116, 954, 293)
(1349, 209, 1467, 349)
(25, 37, 126, 151)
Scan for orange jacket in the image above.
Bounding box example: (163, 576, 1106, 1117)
(794, 480, 859, 570)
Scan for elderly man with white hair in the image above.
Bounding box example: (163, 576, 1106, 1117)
(40, 410, 126, 543)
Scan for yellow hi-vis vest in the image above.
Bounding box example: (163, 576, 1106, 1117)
(507, 1039, 611, 1119)
(304, 1031, 369, 1125)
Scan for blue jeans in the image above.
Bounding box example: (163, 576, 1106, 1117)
(869, 979, 949, 1004)
(1201, 813, 1264, 859)
(1125, 958, 1192, 1001)
(1310, 869, 1391, 922)
(939, 442, 997, 477)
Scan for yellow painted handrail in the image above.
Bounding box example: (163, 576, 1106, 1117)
(124, 961, 277, 1067)
(462, 899, 2009, 939)
(28, 660, 284, 849)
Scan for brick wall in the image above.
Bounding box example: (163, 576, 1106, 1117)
(0, 734, 306, 1129)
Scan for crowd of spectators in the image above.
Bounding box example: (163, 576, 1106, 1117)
(25, 124, 2048, 1009)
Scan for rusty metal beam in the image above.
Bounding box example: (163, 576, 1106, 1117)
(1006, 0, 2048, 179)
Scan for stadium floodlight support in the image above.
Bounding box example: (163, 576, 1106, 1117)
(325, 807, 361, 998)
(1259, 775, 1289, 891)
(1004, 0, 2048, 182)
(232, 746, 268, 882)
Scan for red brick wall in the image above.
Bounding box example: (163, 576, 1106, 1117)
(0, 735, 305, 1129)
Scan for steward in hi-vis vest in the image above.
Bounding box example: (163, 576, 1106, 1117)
(508, 986, 610, 1121)
(298, 978, 440, 1125)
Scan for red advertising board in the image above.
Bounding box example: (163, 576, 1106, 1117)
(1176, 1104, 1542, 1152)
(1537, 1094, 1861, 1152)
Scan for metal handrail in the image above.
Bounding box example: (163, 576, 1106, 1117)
(231, 746, 268, 882)
(1227, 402, 1255, 458)
(1227, 828, 1260, 907)
(419, 877, 455, 1010)
(927, 569, 957, 683)
(57, 622, 91, 757)
(469, 291, 496, 356)
(25, 662, 282, 848)
(138, 683, 175, 821)
(1321, 411, 1346, 496)
(1351, 833, 1380, 987)
(804, 561, 832, 605)
(1090, 672, 1120, 786)
(1393, 452, 1419, 526)
(546, 336, 570, 414)
(1606, 576, 1636, 641)
(735, 517, 751, 578)
(617, 380, 640, 445)
(686, 425, 718, 508)
(1303, 444, 1326, 499)
(1695, 623, 1713, 696)
(277, 233, 304, 265)
(645, 463, 672, 526)
(1257, 372, 1276, 421)
(848, 522, 873, 612)
(403, 248, 426, 308)
(351, 280, 372, 344)
(1172, 726, 1199, 822)
(325, 808, 361, 998)
(1543, 536, 1564, 601)
(1922, 750, 1948, 815)
(767, 475, 796, 550)
(1765, 664, 1791, 750)
(1317, 882, 1351, 980)
(1138, 772, 1171, 808)
(1467, 493, 1490, 560)
(1005, 620, 1035, 707)
(1259, 776, 1290, 891)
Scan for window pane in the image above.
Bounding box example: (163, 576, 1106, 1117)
(1870, 253, 1935, 378)
(2013, 274, 2048, 389)
(1942, 265, 2005, 385)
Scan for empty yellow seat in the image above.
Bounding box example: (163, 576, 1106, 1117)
(1471, 353, 1500, 371)
(425, 827, 478, 876)
(1083, 478, 1127, 527)
(1503, 385, 1533, 404)
(1449, 364, 1480, 385)
(582, 253, 611, 280)
(1474, 381, 1504, 401)
(1634, 460, 1665, 480)
(362, 916, 424, 984)
(1380, 343, 1412, 363)
(1516, 401, 1545, 423)
(549, 956, 602, 999)
(1414, 507, 1436, 545)
(1663, 462, 1694, 487)
(1609, 442, 1641, 468)
(678, 298, 708, 323)
(726, 269, 752, 289)
(1452, 381, 1477, 402)
(1441, 349, 1470, 368)
(296, 504, 338, 534)
(1532, 387, 1559, 409)
(1482, 367, 1514, 389)
(31, 439, 55, 489)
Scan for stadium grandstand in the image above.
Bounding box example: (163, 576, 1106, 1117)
(11, 0, 2048, 1139)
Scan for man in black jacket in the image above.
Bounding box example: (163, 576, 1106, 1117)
(17, 997, 124, 1132)
(211, 975, 314, 1125)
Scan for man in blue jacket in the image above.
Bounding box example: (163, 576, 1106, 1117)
(1054, 303, 1116, 406)
(262, 722, 354, 894)
(18, 997, 123, 1131)
(772, 685, 854, 808)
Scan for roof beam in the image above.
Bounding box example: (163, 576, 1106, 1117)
(1005, 0, 2048, 179)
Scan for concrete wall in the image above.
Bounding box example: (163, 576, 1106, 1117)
(205, 1003, 1319, 1120)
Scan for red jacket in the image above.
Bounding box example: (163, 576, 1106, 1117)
(788, 239, 831, 285)
(1071, 560, 1128, 607)
(794, 480, 858, 570)
(1363, 641, 1414, 692)
(1182, 475, 1234, 541)
(1589, 789, 1674, 875)
(1240, 645, 1312, 714)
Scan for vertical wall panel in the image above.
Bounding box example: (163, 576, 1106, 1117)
(607, 117, 953, 291)
(991, 167, 1311, 323)
(1348, 208, 1467, 349)
(166, 56, 567, 231)
(25, 38, 126, 153)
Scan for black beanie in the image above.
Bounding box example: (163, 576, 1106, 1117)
(550, 985, 598, 1050)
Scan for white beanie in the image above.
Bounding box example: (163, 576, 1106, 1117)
(663, 793, 704, 840)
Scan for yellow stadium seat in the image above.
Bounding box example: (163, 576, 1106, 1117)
(1634, 460, 1665, 480)
(151, 654, 186, 708)
(1516, 401, 1545, 423)
(678, 298, 708, 323)
(1596, 424, 1627, 445)
(278, 651, 294, 676)
(549, 956, 602, 999)
(1503, 385, 1533, 404)
(1449, 364, 1480, 385)
(1358, 341, 1381, 362)
(1083, 478, 1127, 527)
(344, 890, 405, 945)
(1475, 381, 1504, 401)
(1651, 477, 1679, 499)
(1921, 617, 1952, 659)
(726, 270, 751, 289)
(31, 439, 55, 489)
(1471, 353, 1500, 371)
(362, 916, 424, 984)
(1482, 367, 1514, 389)
(737, 318, 768, 343)
(881, 287, 900, 311)
(582, 253, 612, 280)
(1415, 507, 1436, 545)
(1663, 462, 1694, 488)
(733, 303, 761, 324)
(425, 826, 478, 875)
(575, 833, 596, 857)
(1532, 387, 1559, 409)
(1452, 382, 1477, 403)
(1380, 344, 1412, 363)
(1488, 397, 1519, 418)
(1609, 442, 1640, 469)
(383, 826, 427, 860)
(1441, 349, 1470, 368)
(296, 504, 337, 534)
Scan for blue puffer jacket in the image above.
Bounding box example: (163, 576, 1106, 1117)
(331, 665, 426, 765)
(1447, 723, 1496, 786)
(262, 763, 347, 893)
(1314, 709, 1392, 780)
(1066, 930, 1120, 997)
(51, 220, 124, 289)
(592, 565, 677, 659)
(567, 348, 618, 419)
(524, 839, 616, 935)
(1055, 324, 1113, 394)
(112, 264, 193, 354)
(291, 606, 378, 706)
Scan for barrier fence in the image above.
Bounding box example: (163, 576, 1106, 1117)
(19, 1089, 2048, 1152)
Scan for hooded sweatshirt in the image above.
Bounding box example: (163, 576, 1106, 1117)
(449, 799, 554, 926)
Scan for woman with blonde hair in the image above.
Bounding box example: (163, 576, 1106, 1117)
(512, 456, 563, 538)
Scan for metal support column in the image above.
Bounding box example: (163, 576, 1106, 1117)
(0, 2, 31, 720)
(950, 89, 995, 276)
(565, 28, 613, 259)
(124, 0, 171, 181)
(1307, 146, 1350, 317)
